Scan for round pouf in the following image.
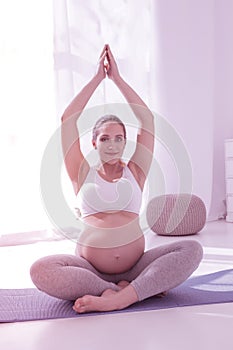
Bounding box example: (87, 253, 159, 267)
(146, 194, 206, 236)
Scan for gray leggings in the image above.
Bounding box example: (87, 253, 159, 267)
(30, 240, 203, 301)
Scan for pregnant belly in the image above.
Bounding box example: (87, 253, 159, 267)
(76, 235, 145, 274)
(76, 215, 145, 274)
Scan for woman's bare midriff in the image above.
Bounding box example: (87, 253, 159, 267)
(76, 211, 145, 274)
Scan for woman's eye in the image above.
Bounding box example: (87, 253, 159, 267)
(100, 137, 108, 142)
(116, 137, 123, 142)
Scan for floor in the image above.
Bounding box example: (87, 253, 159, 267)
(0, 220, 233, 350)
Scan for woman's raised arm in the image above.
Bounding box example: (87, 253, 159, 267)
(106, 45, 155, 189)
(61, 46, 107, 194)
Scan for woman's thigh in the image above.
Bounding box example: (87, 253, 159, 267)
(114, 239, 203, 282)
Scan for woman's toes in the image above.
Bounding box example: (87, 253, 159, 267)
(73, 295, 91, 313)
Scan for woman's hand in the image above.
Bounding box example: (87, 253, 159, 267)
(96, 45, 108, 81)
(105, 45, 120, 81)
(96, 45, 120, 82)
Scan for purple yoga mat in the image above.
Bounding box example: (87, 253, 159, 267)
(1, 269, 233, 323)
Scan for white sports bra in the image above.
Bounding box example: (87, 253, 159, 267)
(76, 165, 142, 218)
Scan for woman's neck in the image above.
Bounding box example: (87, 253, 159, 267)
(97, 161, 124, 180)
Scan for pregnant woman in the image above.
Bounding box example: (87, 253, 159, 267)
(30, 45, 203, 313)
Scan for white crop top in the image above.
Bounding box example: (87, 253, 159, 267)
(76, 165, 142, 217)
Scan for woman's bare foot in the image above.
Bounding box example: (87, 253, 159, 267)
(73, 284, 138, 314)
(101, 288, 118, 297)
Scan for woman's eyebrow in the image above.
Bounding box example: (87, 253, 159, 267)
(100, 133, 124, 137)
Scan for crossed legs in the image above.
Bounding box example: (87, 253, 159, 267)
(30, 240, 203, 313)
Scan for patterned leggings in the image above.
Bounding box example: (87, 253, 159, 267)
(30, 240, 203, 301)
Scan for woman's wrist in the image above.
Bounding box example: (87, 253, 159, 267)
(93, 73, 104, 85)
(111, 74, 123, 85)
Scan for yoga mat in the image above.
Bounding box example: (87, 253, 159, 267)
(1, 269, 233, 323)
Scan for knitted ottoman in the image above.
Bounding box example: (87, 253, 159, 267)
(146, 194, 206, 236)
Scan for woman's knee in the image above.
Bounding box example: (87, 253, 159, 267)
(192, 240, 203, 265)
(30, 256, 51, 288)
(180, 239, 203, 268)
(30, 253, 95, 289)
(30, 255, 66, 288)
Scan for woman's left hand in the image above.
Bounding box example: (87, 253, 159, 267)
(105, 44, 120, 81)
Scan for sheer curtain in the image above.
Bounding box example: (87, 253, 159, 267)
(53, 0, 153, 115)
(53, 0, 233, 225)
(53, 0, 156, 232)
(0, 1, 56, 243)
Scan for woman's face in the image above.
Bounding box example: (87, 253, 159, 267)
(93, 122, 126, 164)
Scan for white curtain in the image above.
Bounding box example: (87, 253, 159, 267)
(53, 0, 156, 231)
(0, 1, 56, 242)
(53, 0, 153, 114)
(53, 0, 233, 224)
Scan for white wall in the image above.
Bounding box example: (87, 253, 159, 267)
(151, 0, 233, 220)
(209, 0, 233, 219)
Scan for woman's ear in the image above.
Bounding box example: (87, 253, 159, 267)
(92, 140, 97, 149)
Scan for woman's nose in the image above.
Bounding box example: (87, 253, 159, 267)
(107, 139, 114, 148)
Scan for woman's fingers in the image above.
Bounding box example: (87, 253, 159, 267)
(104, 55, 109, 70)
(106, 44, 115, 61)
(101, 52, 109, 73)
(97, 45, 119, 80)
(107, 46, 118, 70)
(105, 45, 120, 80)
(99, 51, 106, 63)
(99, 44, 115, 64)
(99, 44, 107, 58)
(96, 48, 107, 80)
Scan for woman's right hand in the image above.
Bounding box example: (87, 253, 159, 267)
(96, 45, 108, 81)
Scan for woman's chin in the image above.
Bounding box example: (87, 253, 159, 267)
(102, 158, 120, 165)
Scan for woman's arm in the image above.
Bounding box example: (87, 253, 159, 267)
(61, 46, 107, 194)
(106, 45, 155, 188)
